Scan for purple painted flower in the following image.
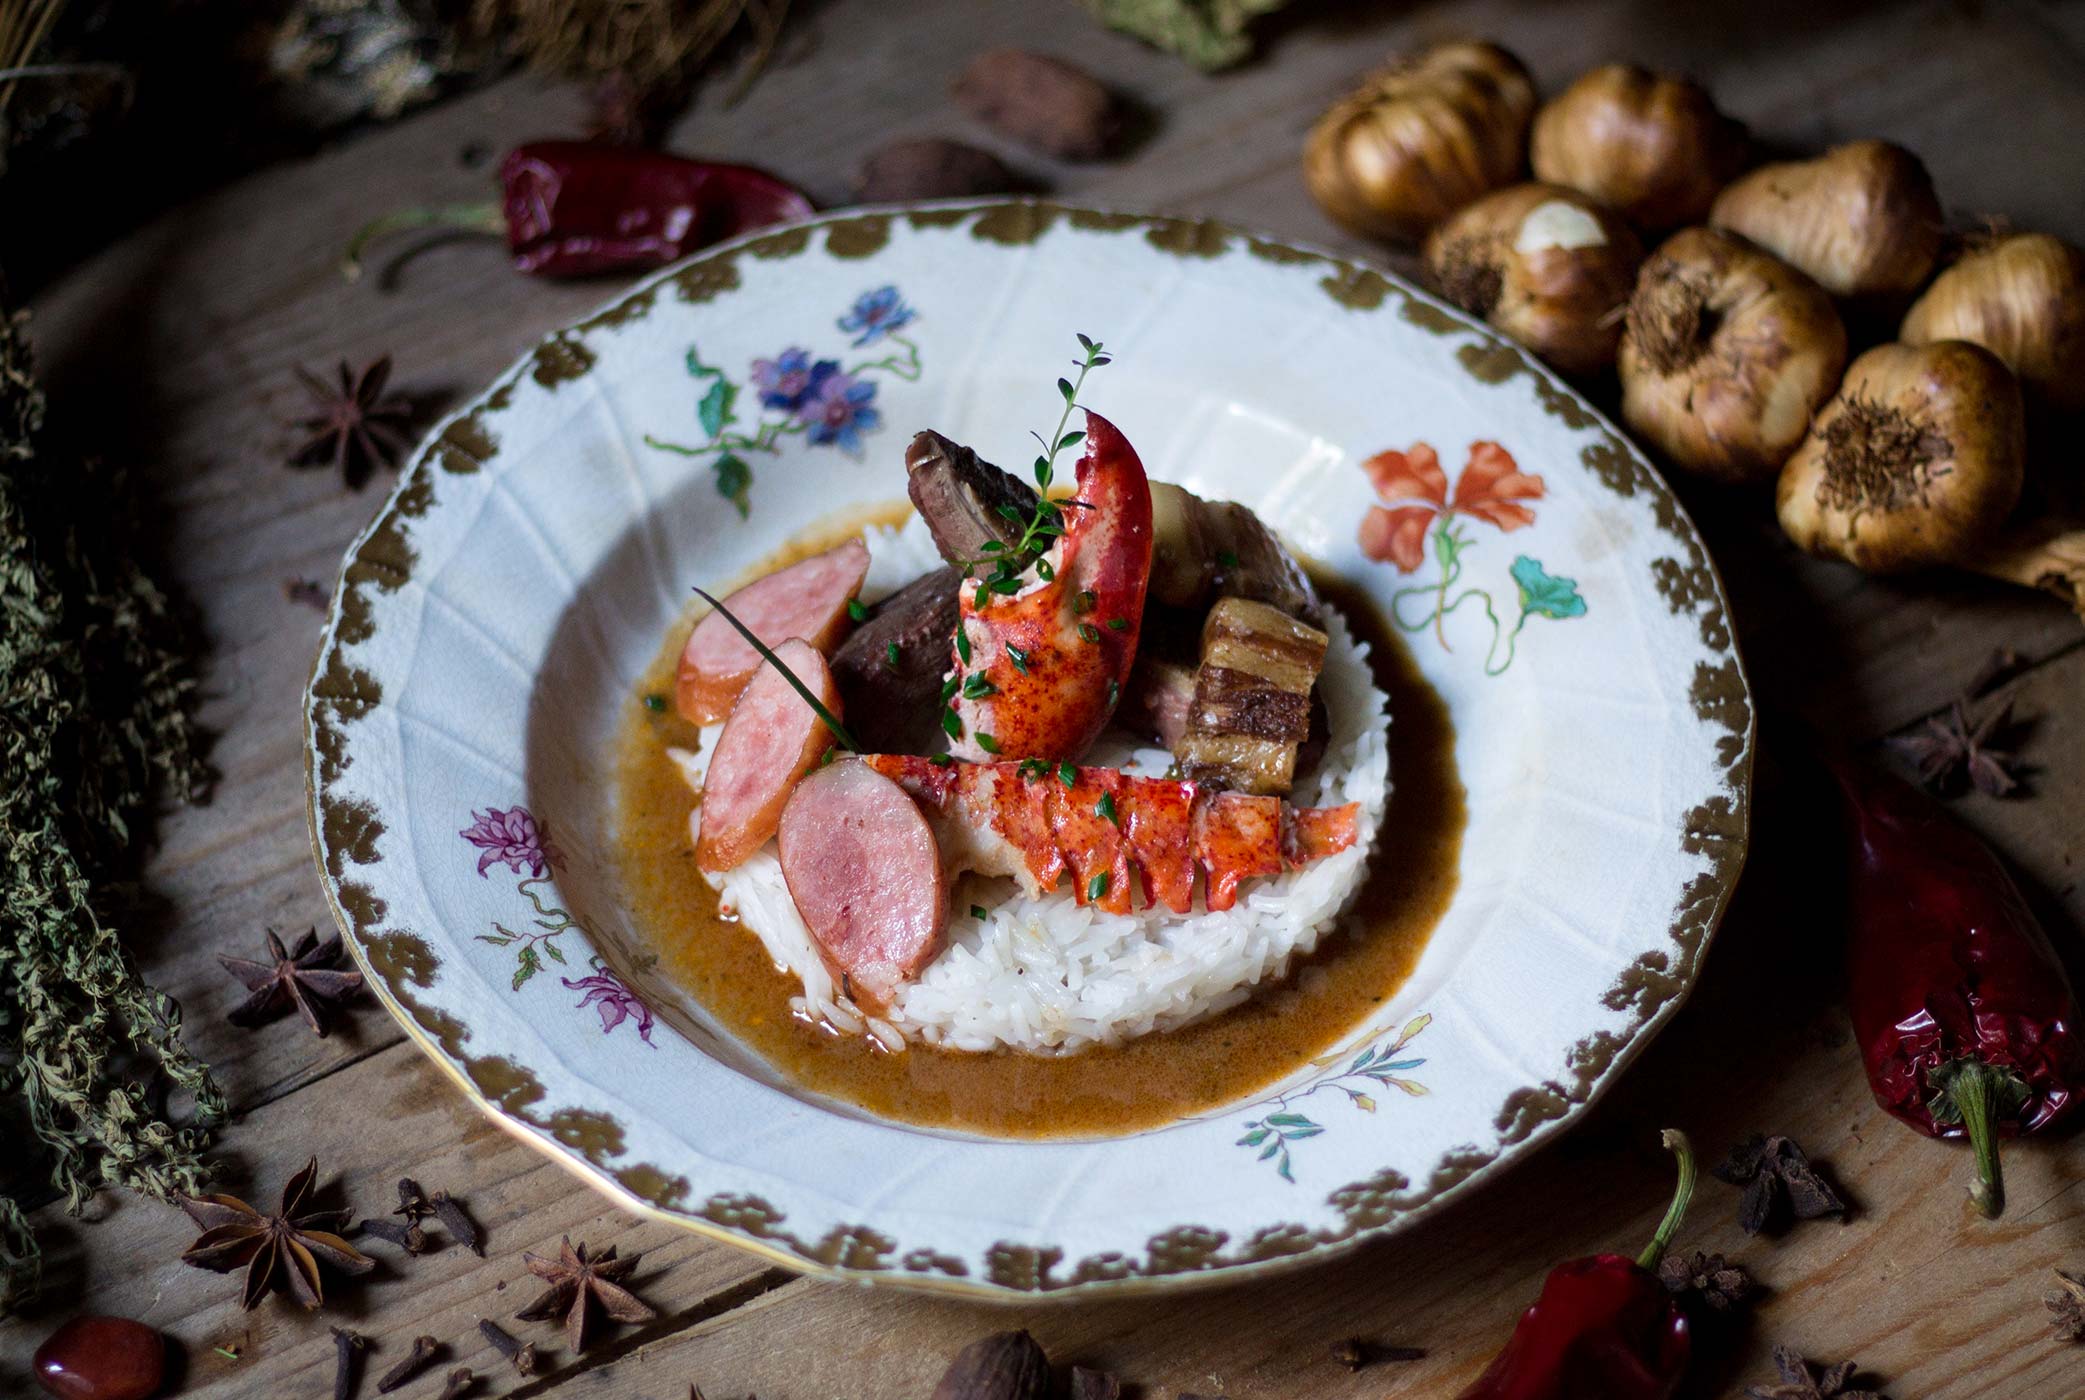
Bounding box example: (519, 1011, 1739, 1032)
(801, 371, 880, 453)
(749, 347, 837, 412)
(563, 966, 656, 1045)
(460, 806, 563, 878)
(837, 286, 915, 346)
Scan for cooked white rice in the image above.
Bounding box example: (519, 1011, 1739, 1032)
(669, 515, 1392, 1055)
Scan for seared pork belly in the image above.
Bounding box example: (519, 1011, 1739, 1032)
(1177, 597, 1328, 795)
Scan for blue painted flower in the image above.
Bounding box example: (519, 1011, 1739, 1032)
(838, 285, 915, 346)
(801, 371, 880, 453)
(749, 347, 837, 411)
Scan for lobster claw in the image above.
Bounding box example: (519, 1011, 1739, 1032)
(946, 410, 1153, 763)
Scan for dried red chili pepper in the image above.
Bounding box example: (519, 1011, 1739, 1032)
(1834, 759, 2084, 1217)
(1455, 1130, 1695, 1400)
(343, 141, 813, 280)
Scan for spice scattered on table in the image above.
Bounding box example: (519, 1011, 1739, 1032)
(1835, 759, 2084, 1216)
(289, 355, 418, 488)
(479, 1318, 539, 1375)
(516, 1236, 658, 1353)
(1069, 1364, 1123, 1399)
(356, 1216, 428, 1255)
(1330, 1336, 1426, 1371)
(1455, 1129, 1697, 1400)
(2046, 1269, 2085, 1340)
(1743, 1345, 1889, 1400)
(31, 1315, 166, 1400)
(1078, 0, 1290, 70)
(951, 50, 1121, 161)
(855, 138, 1025, 203)
(376, 1334, 441, 1394)
(331, 1326, 367, 1400)
(435, 1365, 476, 1400)
(1712, 1134, 1848, 1236)
(285, 576, 331, 609)
(217, 927, 364, 1037)
(1887, 695, 2025, 797)
(930, 1330, 1051, 1400)
(1656, 1249, 1755, 1312)
(343, 142, 812, 281)
(394, 1176, 484, 1255)
(177, 1157, 375, 1309)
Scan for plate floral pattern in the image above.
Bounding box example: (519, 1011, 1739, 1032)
(305, 202, 1752, 1299)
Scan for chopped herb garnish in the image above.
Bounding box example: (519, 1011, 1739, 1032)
(1087, 872, 1109, 900)
(1096, 791, 1118, 824)
(1071, 590, 1096, 615)
(1218, 549, 1240, 569)
(941, 676, 959, 702)
(940, 707, 963, 740)
(955, 626, 972, 664)
(970, 904, 988, 920)
(1035, 559, 1055, 582)
(1005, 643, 1030, 675)
(643, 693, 667, 713)
(989, 575, 1023, 595)
(885, 641, 901, 670)
(962, 674, 997, 700)
(846, 598, 866, 622)
(1077, 622, 1102, 644)
(976, 732, 1001, 754)
(981, 540, 1004, 553)
(973, 582, 989, 610)
(929, 753, 954, 766)
(1106, 678, 1119, 707)
(1017, 758, 1049, 780)
(1106, 616, 1128, 631)
(1057, 762, 1077, 787)
(694, 589, 859, 751)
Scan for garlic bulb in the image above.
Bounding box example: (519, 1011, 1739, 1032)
(1710, 140, 1942, 300)
(1778, 340, 2025, 573)
(1902, 233, 2085, 413)
(1304, 41, 1535, 244)
(1619, 228, 1847, 483)
(1530, 64, 1748, 232)
(1423, 183, 1644, 374)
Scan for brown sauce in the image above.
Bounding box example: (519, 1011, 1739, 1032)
(609, 516, 1465, 1138)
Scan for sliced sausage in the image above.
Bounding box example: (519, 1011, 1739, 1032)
(778, 760, 948, 1011)
(695, 639, 843, 873)
(676, 537, 870, 723)
(830, 566, 962, 753)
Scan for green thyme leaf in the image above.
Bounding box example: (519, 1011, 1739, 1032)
(1071, 590, 1095, 615)
(1018, 758, 1049, 780)
(955, 627, 972, 664)
(1106, 616, 1128, 631)
(885, 642, 901, 671)
(643, 693, 667, 713)
(929, 753, 955, 766)
(941, 676, 959, 702)
(970, 904, 988, 920)
(941, 707, 964, 740)
(1078, 622, 1102, 644)
(1035, 559, 1055, 582)
(1057, 376, 1075, 403)
(846, 598, 866, 621)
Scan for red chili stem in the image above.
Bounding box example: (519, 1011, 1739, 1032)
(1637, 1129, 1696, 1271)
(341, 201, 505, 281)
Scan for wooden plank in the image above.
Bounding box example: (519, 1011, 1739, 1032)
(15, 0, 2085, 1395)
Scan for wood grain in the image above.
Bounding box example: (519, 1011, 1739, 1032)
(9, 0, 2085, 1395)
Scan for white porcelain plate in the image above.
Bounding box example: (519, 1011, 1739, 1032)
(306, 202, 1753, 1298)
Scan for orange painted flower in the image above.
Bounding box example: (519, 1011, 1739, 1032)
(1358, 440, 1545, 572)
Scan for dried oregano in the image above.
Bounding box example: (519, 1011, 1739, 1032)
(0, 301, 219, 1310)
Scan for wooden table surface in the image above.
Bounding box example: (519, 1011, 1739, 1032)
(12, 1, 2085, 1396)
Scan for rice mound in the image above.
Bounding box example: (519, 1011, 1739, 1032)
(678, 516, 1392, 1056)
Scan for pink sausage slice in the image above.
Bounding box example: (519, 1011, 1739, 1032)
(696, 639, 842, 873)
(677, 537, 870, 723)
(778, 760, 948, 1011)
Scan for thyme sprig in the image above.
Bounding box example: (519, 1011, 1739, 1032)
(963, 334, 1112, 586)
(692, 589, 860, 752)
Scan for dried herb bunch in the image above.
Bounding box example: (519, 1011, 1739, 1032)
(469, 0, 789, 100)
(0, 301, 217, 1312)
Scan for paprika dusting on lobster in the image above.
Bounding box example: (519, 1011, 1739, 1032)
(946, 411, 1153, 763)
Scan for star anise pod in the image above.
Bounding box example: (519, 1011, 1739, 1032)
(218, 927, 363, 1036)
(515, 1236, 658, 1353)
(1657, 1249, 1755, 1312)
(1888, 695, 2025, 797)
(289, 355, 415, 488)
(178, 1158, 375, 1309)
(1745, 1344, 1889, 1399)
(1713, 1134, 1848, 1236)
(2047, 1269, 2085, 1340)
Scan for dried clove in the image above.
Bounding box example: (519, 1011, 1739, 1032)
(358, 1217, 428, 1255)
(377, 1336, 441, 1394)
(1745, 1344, 1889, 1399)
(2047, 1269, 2085, 1340)
(931, 1330, 1051, 1400)
(1330, 1337, 1425, 1370)
(331, 1327, 367, 1400)
(435, 1366, 475, 1400)
(432, 1191, 483, 1256)
(1069, 1365, 1121, 1400)
(478, 1319, 539, 1376)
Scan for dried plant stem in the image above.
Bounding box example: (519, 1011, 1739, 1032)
(0, 0, 68, 117)
(470, 0, 791, 98)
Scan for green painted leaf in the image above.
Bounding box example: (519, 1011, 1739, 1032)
(714, 453, 751, 518)
(1353, 1094, 1376, 1113)
(697, 377, 738, 439)
(1258, 1141, 1282, 1161)
(1383, 1077, 1428, 1097)
(1511, 555, 1586, 620)
(1276, 1153, 1295, 1183)
(1263, 1111, 1315, 1129)
(1238, 1127, 1271, 1147)
(1283, 1125, 1324, 1140)
(543, 940, 567, 965)
(513, 947, 540, 991)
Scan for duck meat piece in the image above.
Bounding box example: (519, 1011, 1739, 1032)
(1148, 481, 1216, 607)
(1203, 501, 1323, 628)
(831, 567, 962, 753)
(1177, 597, 1327, 795)
(905, 430, 1040, 564)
